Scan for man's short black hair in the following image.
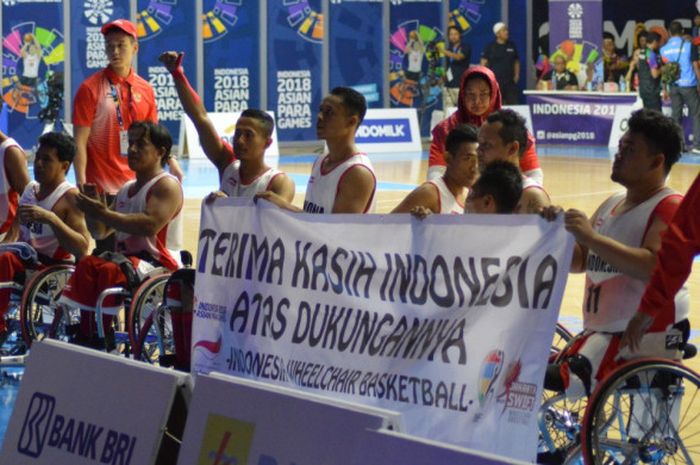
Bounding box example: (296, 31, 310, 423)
(38, 132, 76, 166)
(636, 31, 649, 43)
(647, 32, 661, 44)
(129, 121, 173, 167)
(627, 109, 683, 174)
(330, 87, 367, 125)
(485, 109, 529, 157)
(445, 124, 478, 155)
(603, 32, 615, 41)
(669, 21, 683, 36)
(471, 161, 523, 213)
(447, 26, 461, 35)
(240, 109, 275, 138)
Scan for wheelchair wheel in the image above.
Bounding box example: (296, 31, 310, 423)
(552, 323, 575, 357)
(133, 304, 174, 364)
(581, 358, 700, 465)
(19, 264, 75, 346)
(539, 391, 588, 461)
(127, 273, 169, 356)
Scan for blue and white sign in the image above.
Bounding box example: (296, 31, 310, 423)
(355, 108, 421, 153)
(0, 340, 190, 465)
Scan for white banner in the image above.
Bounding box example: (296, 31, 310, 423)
(192, 199, 574, 461)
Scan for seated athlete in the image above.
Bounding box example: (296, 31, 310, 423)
(542, 109, 688, 400)
(477, 109, 551, 214)
(465, 160, 523, 214)
(59, 121, 183, 346)
(160, 51, 294, 202)
(0, 131, 31, 241)
(392, 124, 478, 214)
(257, 87, 376, 214)
(0, 132, 89, 343)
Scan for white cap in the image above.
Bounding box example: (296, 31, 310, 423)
(493, 22, 506, 35)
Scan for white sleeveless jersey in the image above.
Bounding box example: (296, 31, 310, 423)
(22, 53, 41, 79)
(516, 175, 550, 213)
(114, 172, 183, 271)
(427, 177, 464, 214)
(220, 160, 283, 197)
(303, 153, 376, 214)
(0, 138, 21, 237)
(19, 180, 74, 261)
(583, 188, 689, 332)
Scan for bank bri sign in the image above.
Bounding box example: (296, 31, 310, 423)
(355, 108, 422, 153)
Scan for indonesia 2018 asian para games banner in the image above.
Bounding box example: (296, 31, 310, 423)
(192, 199, 575, 462)
(1, 0, 64, 149)
(136, 0, 197, 145)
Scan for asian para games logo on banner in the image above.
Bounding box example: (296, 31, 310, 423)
(83, 0, 115, 25)
(449, 1, 486, 36)
(203, 0, 241, 43)
(197, 414, 255, 465)
(478, 349, 504, 407)
(137, 0, 175, 41)
(1, 22, 64, 116)
(285, 0, 323, 44)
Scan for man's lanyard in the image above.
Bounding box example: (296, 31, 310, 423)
(108, 78, 132, 129)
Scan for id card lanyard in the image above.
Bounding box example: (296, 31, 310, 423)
(109, 79, 130, 156)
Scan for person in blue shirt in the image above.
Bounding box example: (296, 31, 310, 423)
(660, 21, 700, 154)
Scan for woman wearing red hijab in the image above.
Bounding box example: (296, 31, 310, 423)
(428, 66, 542, 183)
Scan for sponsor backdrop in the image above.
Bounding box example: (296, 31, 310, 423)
(549, 0, 602, 89)
(202, 0, 260, 113)
(136, 0, 198, 145)
(526, 91, 637, 145)
(69, 0, 131, 113)
(388, 0, 444, 137)
(329, 0, 384, 109)
(1, 0, 64, 149)
(191, 199, 574, 461)
(266, 0, 323, 142)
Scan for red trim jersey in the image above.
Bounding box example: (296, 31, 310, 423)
(72, 67, 158, 194)
(303, 153, 377, 214)
(583, 188, 688, 332)
(220, 160, 284, 197)
(114, 172, 182, 271)
(427, 176, 464, 214)
(0, 138, 21, 236)
(19, 180, 74, 261)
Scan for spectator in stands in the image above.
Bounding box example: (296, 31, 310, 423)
(392, 124, 478, 214)
(541, 108, 688, 412)
(464, 160, 523, 214)
(257, 87, 376, 214)
(443, 26, 471, 108)
(538, 55, 579, 90)
(481, 22, 520, 105)
(428, 66, 542, 184)
(59, 121, 184, 348)
(476, 109, 550, 214)
(0, 132, 89, 345)
(626, 32, 662, 112)
(660, 21, 700, 154)
(73, 19, 183, 252)
(0, 132, 30, 242)
(159, 51, 294, 203)
(602, 32, 629, 83)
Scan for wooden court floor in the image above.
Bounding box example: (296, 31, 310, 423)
(181, 153, 700, 371)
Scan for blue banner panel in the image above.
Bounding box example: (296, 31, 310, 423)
(267, 0, 323, 142)
(70, 0, 131, 108)
(203, 0, 260, 112)
(136, 0, 198, 144)
(449, 0, 502, 68)
(329, 1, 383, 109)
(388, 0, 443, 137)
(1, 0, 64, 149)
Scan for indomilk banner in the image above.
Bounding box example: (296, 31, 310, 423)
(192, 199, 574, 462)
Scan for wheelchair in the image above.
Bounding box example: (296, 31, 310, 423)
(0, 264, 75, 354)
(132, 266, 194, 370)
(538, 325, 698, 465)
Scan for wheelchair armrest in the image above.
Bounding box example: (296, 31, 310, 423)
(683, 343, 697, 360)
(180, 250, 193, 268)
